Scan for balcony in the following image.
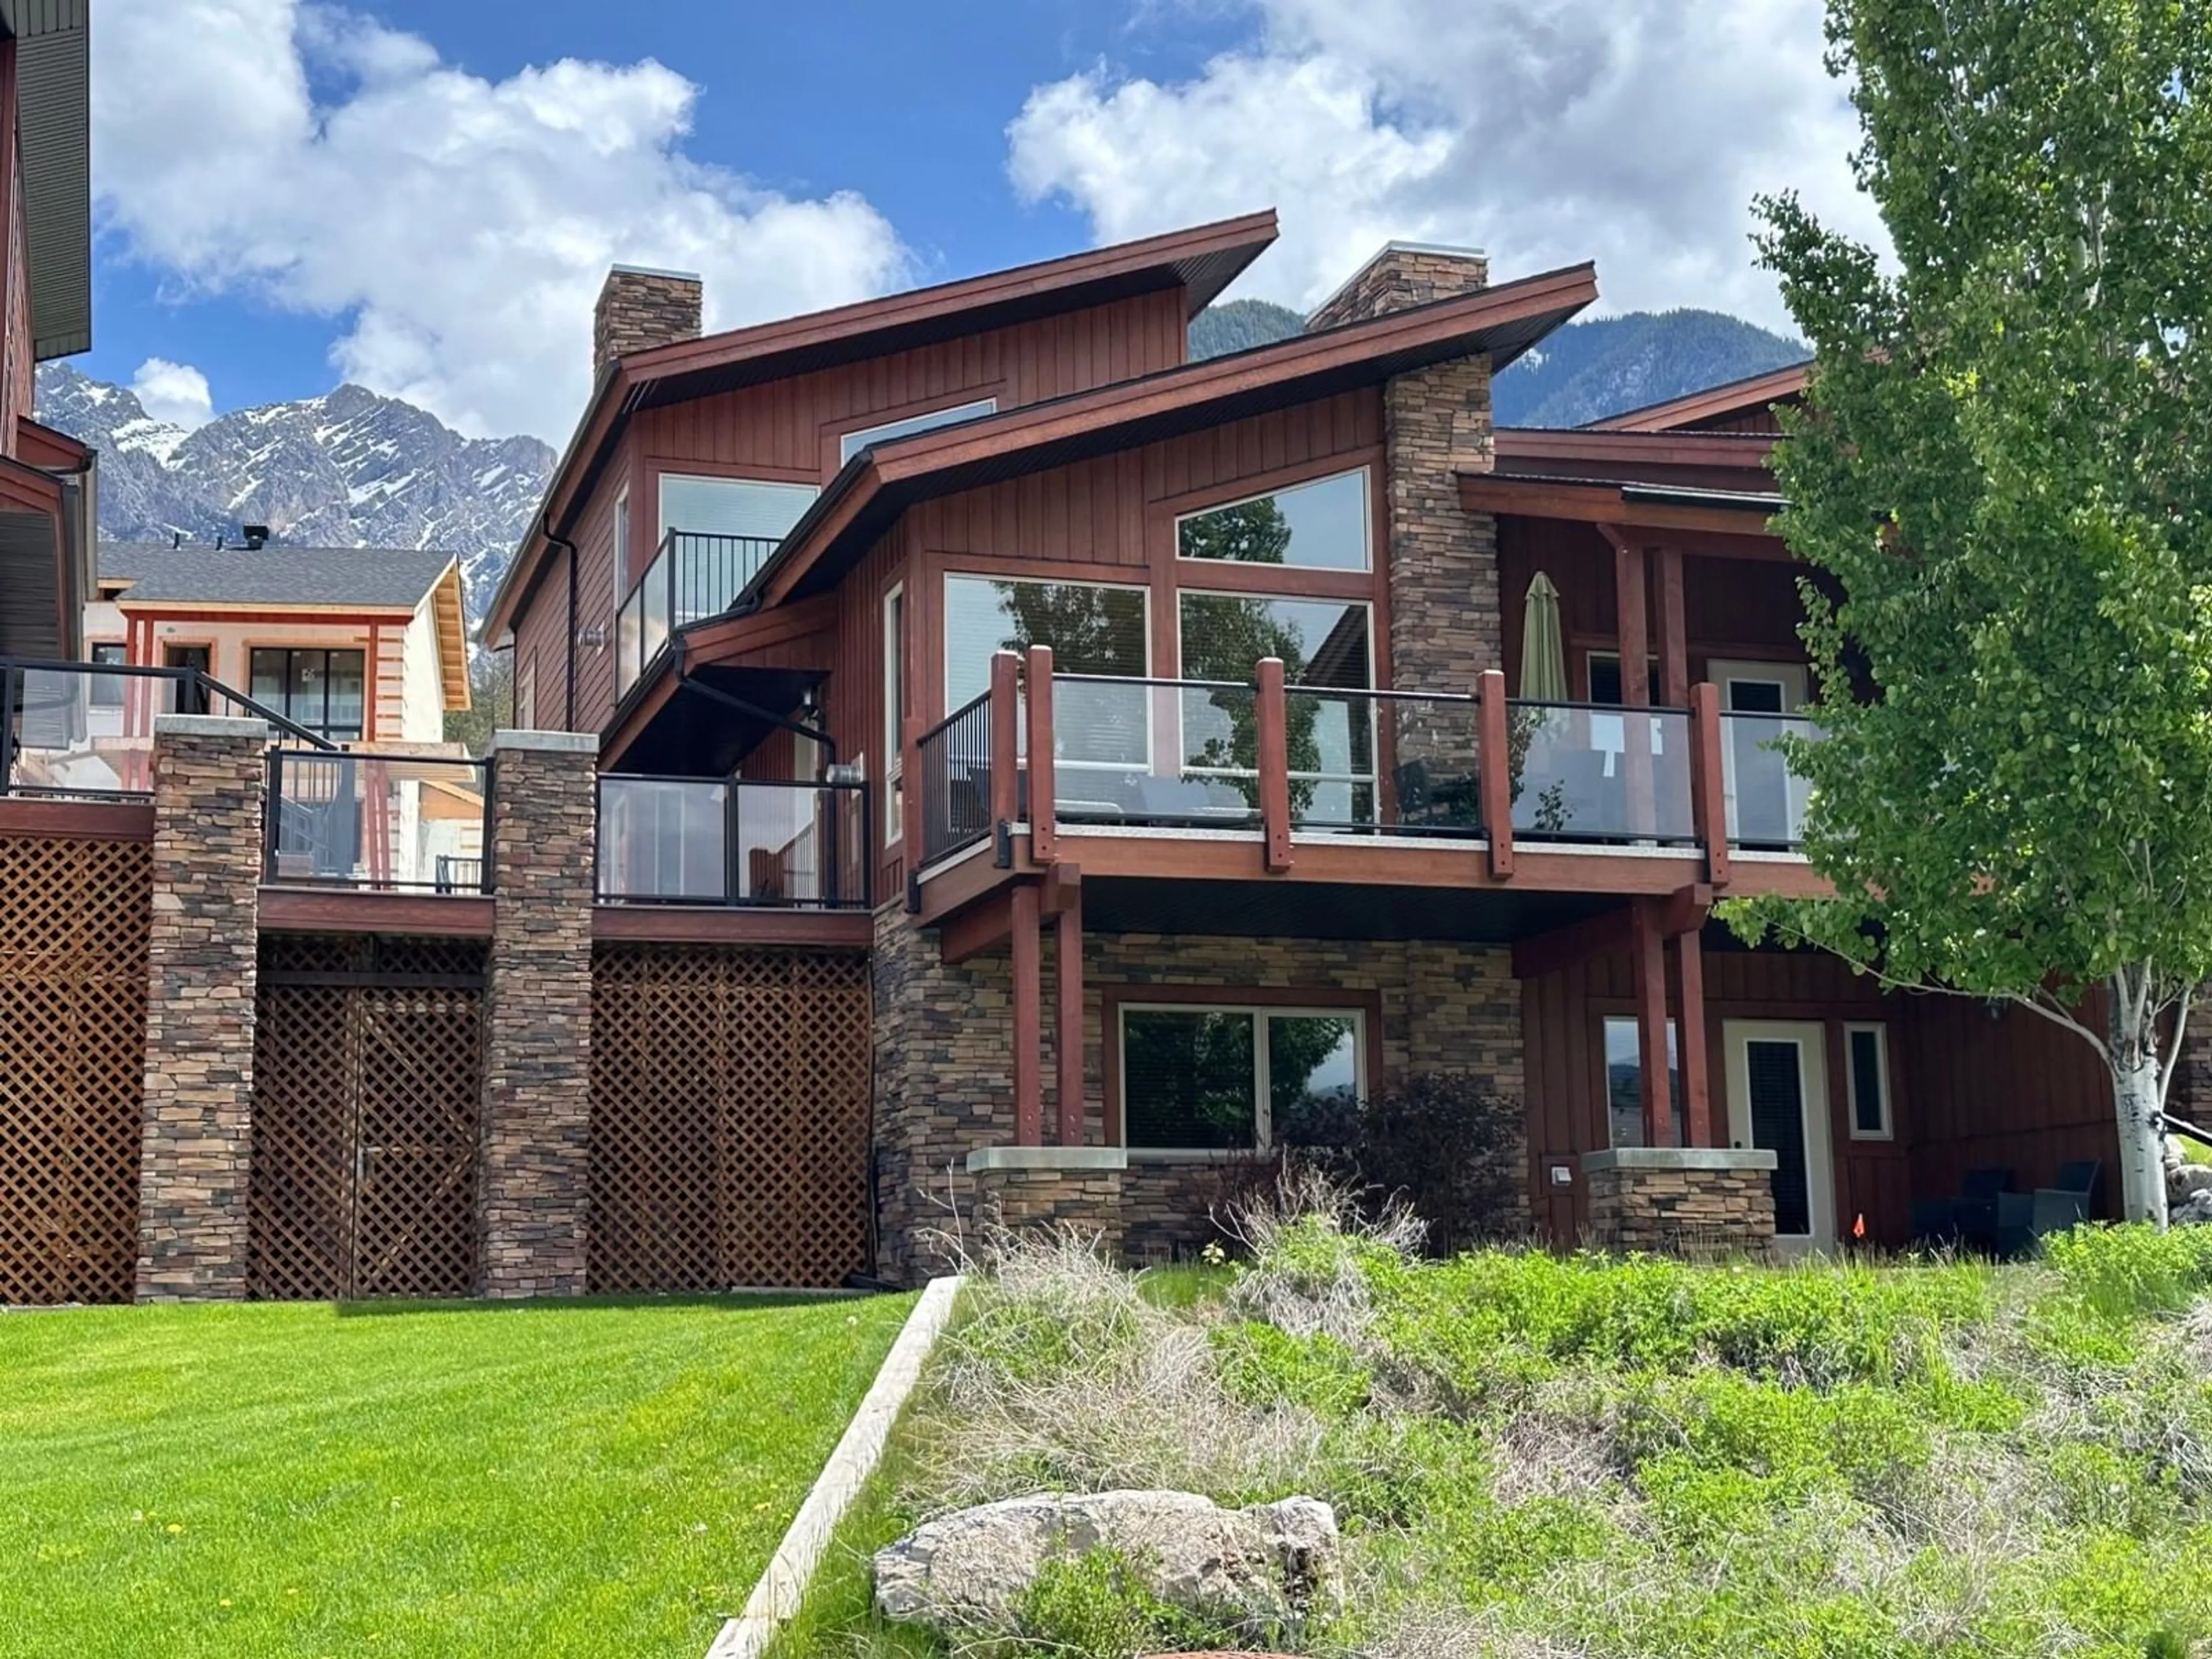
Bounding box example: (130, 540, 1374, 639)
(614, 531, 783, 700)
(909, 649, 1825, 921)
(264, 750, 493, 893)
(596, 774, 871, 911)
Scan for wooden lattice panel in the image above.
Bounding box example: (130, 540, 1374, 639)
(0, 834, 153, 1305)
(248, 935, 486, 1300)
(590, 945, 872, 1291)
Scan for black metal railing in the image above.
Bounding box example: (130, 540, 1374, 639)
(614, 530, 783, 698)
(2, 656, 335, 801)
(595, 774, 870, 909)
(915, 690, 997, 867)
(264, 751, 494, 892)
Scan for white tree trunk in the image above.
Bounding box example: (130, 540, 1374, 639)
(2115, 1051, 2169, 1226)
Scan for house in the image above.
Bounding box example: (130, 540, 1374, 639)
(472, 211, 2116, 1285)
(0, 2, 93, 664)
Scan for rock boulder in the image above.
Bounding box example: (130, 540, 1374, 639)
(872, 1490, 1340, 1635)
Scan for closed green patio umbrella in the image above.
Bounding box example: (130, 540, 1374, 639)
(1520, 570, 1568, 702)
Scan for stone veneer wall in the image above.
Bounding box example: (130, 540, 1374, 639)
(1584, 1150, 1778, 1258)
(592, 266, 703, 380)
(970, 1161, 1127, 1260)
(477, 730, 598, 1298)
(872, 916, 1527, 1277)
(135, 715, 267, 1301)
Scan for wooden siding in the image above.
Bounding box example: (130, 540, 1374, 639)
(527, 288, 1190, 739)
(1522, 937, 2117, 1246)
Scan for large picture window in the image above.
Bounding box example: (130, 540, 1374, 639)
(249, 648, 366, 740)
(840, 399, 996, 464)
(944, 574, 1150, 773)
(1176, 468, 1370, 571)
(1120, 1003, 1363, 1151)
(1602, 1014, 1686, 1149)
(1179, 593, 1374, 821)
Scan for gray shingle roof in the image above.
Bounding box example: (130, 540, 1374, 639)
(98, 543, 459, 610)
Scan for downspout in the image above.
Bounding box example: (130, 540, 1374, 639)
(540, 509, 580, 732)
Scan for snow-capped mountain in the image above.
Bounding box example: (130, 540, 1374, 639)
(35, 364, 556, 626)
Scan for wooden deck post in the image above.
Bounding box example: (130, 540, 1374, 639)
(988, 650, 1020, 844)
(1054, 881, 1086, 1147)
(1690, 682, 1730, 886)
(1012, 881, 1044, 1146)
(1256, 657, 1293, 873)
(1478, 668, 1514, 878)
(1026, 645, 1057, 866)
(1608, 530, 1657, 839)
(1673, 927, 1713, 1147)
(1631, 897, 1675, 1147)
(1657, 546, 1690, 709)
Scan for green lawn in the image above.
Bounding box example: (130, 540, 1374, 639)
(0, 1292, 914, 1658)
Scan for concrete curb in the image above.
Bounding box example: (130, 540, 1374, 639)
(704, 1275, 963, 1659)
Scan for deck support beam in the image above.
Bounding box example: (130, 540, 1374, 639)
(1672, 926, 1713, 1147)
(1011, 880, 1043, 1146)
(1055, 887, 1086, 1147)
(1630, 896, 1675, 1148)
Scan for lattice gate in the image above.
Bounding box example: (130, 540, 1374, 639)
(590, 945, 872, 1291)
(0, 834, 154, 1305)
(249, 935, 486, 1300)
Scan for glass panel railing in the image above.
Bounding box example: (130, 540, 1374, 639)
(1722, 711, 1822, 848)
(1044, 676, 1259, 828)
(596, 774, 870, 907)
(639, 540, 671, 674)
(616, 587, 643, 699)
(1288, 688, 1484, 835)
(266, 752, 492, 891)
(3, 661, 180, 797)
(1509, 700, 1695, 843)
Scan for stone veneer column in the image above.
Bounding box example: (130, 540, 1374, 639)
(593, 265, 703, 380)
(966, 1147, 1127, 1260)
(478, 729, 598, 1298)
(135, 714, 268, 1302)
(1584, 1148, 1779, 1258)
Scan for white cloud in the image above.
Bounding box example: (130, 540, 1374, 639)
(128, 357, 215, 429)
(92, 0, 913, 440)
(1008, 0, 1888, 332)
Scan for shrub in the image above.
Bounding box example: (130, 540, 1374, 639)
(2041, 1222, 2212, 1321)
(1275, 1071, 1524, 1253)
(1007, 1548, 1245, 1659)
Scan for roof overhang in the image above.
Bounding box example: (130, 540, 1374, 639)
(3, 1, 91, 361)
(1494, 426, 1779, 491)
(113, 597, 423, 616)
(430, 562, 471, 711)
(483, 210, 1282, 642)
(1459, 469, 1789, 550)
(747, 261, 1598, 609)
(1582, 359, 1810, 433)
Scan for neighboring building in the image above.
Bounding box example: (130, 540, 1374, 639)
(0, 2, 92, 662)
(89, 536, 473, 745)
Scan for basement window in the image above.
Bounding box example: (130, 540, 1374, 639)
(1119, 1003, 1362, 1152)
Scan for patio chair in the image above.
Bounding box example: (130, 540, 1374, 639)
(1995, 1160, 2102, 1257)
(1911, 1166, 2013, 1250)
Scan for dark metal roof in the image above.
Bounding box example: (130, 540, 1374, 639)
(4, 0, 90, 361)
(99, 543, 460, 609)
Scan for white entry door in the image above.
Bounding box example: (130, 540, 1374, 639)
(1711, 659, 1812, 845)
(1723, 1020, 1836, 1254)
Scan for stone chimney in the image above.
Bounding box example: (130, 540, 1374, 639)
(1305, 241, 1489, 331)
(593, 265, 704, 381)
(1308, 241, 1502, 693)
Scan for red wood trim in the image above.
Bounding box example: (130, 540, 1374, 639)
(1609, 528, 1651, 710)
(1674, 928, 1713, 1146)
(1479, 668, 1513, 878)
(675, 590, 841, 660)
(988, 650, 1020, 834)
(118, 607, 411, 626)
(1457, 476, 1786, 543)
(1256, 657, 1293, 873)
(589, 903, 873, 948)
(1026, 645, 1057, 866)
(914, 837, 1024, 927)
(939, 889, 1012, 964)
(1630, 897, 1673, 1147)
(1690, 682, 1730, 887)
(0, 798, 154, 841)
(1657, 547, 1690, 707)
(260, 888, 496, 938)
(1656, 881, 1713, 939)
(900, 714, 925, 870)
(14, 416, 92, 469)
(1585, 362, 1809, 433)
(1056, 892, 1086, 1147)
(1011, 880, 1044, 1145)
(364, 623, 381, 742)
(1494, 428, 1778, 470)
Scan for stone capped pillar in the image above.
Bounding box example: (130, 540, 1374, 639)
(1310, 243, 1502, 696)
(966, 1147, 1127, 1261)
(478, 729, 599, 1298)
(135, 713, 268, 1301)
(1584, 1148, 1778, 1258)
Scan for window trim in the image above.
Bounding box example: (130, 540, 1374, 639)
(1102, 984, 1381, 1154)
(1843, 1021, 1895, 1141)
(613, 484, 630, 605)
(839, 397, 998, 467)
(882, 582, 905, 845)
(1171, 464, 1373, 574)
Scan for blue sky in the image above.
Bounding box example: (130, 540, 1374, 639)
(83, 1, 1871, 442)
